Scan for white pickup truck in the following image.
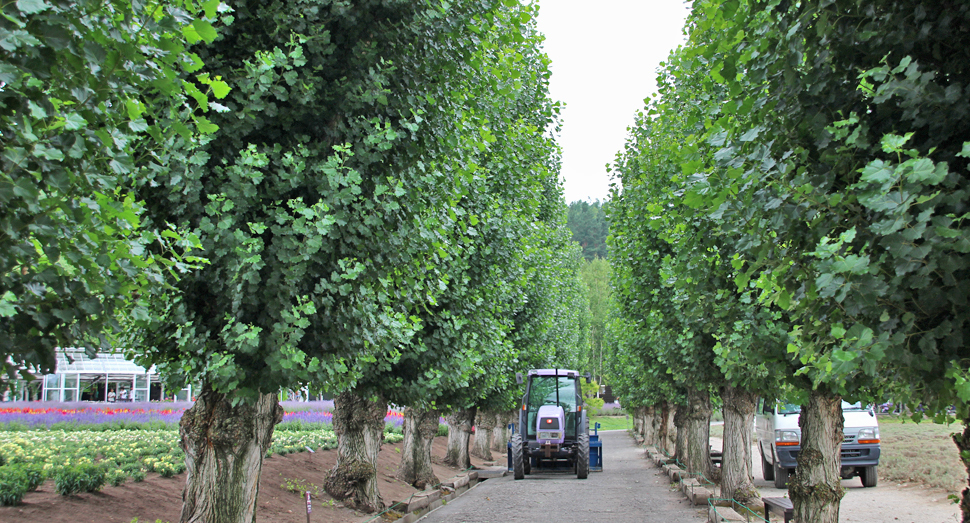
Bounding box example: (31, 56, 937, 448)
(756, 399, 881, 489)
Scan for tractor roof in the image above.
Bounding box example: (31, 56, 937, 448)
(528, 369, 579, 377)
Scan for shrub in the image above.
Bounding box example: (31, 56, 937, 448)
(585, 397, 605, 417)
(20, 463, 45, 491)
(437, 424, 449, 437)
(109, 469, 127, 487)
(131, 469, 147, 483)
(55, 463, 106, 495)
(0, 467, 28, 506)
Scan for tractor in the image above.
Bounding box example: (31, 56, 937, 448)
(509, 368, 601, 480)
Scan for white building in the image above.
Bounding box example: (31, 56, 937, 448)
(6, 348, 193, 402)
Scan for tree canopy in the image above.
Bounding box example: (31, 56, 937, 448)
(567, 200, 608, 260)
(0, 0, 218, 379)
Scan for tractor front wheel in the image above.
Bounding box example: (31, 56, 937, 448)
(511, 433, 524, 480)
(576, 432, 589, 479)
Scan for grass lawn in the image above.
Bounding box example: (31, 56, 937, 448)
(878, 416, 964, 493)
(590, 415, 631, 431)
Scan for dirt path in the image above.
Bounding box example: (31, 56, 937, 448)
(416, 430, 707, 523)
(709, 436, 960, 523)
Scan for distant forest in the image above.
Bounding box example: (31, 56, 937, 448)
(567, 200, 609, 260)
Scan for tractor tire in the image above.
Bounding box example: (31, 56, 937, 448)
(576, 432, 589, 479)
(524, 454, 531, 475)
(761, 448, 775, 481)
(511, 433, 524, 480)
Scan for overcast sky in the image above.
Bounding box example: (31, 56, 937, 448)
(534, 1, 691, 204)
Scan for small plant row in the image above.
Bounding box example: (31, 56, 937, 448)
(0, 427, 403, 505)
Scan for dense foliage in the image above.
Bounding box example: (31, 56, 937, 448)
(0, 0, 217, 379)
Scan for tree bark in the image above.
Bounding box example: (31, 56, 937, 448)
(444, 407, 476, 469)
(954, 419, 970, 523)
(673, 402, 688, 463)
(632, 405, 645, 442)
(324, 392, 386, 513)
(178, 383, 283, 523)
(684, 388, 715, 481)
(396, 407, 440, 490)
(658, 401, 677, 456)
(471, 410, 495, 461)
(720, 385, 758, 502)
(491, 411, 513, 452)
(790, 390, 844, 523)
(642, 405, 656, 446)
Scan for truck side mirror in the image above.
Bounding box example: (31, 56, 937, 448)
(584, 372, 591, 384)
(515, 372, 523, 385)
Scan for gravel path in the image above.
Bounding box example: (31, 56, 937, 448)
(417, 430, 706, 523)
(709, 436, 961, 523)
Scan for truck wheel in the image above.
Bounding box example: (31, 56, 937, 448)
(576, 432, 589, 479)
(773, 461, 789, 489)
(511, 433, 524, 480)
(761, 449, 775, 481)
(861, 465, 878, 488)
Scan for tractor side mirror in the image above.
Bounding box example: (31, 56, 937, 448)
(584, 372, 591, 384)
(515, 372, 523, 385)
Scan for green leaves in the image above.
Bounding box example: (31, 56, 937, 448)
(15, 0, 51, 14)
(0, 0, 225, 378)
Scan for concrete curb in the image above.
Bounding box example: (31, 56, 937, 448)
(643, 444, 719, 513)
(389, 466, 507, 523)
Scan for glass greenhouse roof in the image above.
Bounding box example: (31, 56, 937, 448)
(54, 349, 155, 375)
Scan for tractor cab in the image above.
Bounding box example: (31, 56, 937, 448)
(523, 371, 581, 445)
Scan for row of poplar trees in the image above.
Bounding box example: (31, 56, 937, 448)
(0, 0, 590, 521)
(608, 1, 970, 523)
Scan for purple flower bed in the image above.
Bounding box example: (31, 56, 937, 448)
(0, 399, 410, 430)
(599, 402, 624, 415)
(0, 401, 190, 428)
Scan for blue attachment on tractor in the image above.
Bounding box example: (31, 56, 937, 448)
(589, 422, 603, 471)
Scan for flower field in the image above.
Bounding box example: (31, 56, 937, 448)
(0, 401, 407, 505)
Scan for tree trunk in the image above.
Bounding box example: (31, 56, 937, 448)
(396, 407, 439, 490)
(790, 390, 844, 523)
(633, 406, 645, 441)
(684, 388, 715, 481)
(673, 403, 688, 463)
(179, 383, 283, 523)
(658, 401, 676, 456)
(953, 419, 970, 523)
(720, 385, 758, 502)
(444, 407, 476, 469)
(641, 405, 656, 446)
(491, 411, 512, 452)
(324, 392, 387, 513)
(471, 410, 495, 461)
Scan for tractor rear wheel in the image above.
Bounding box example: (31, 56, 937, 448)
(576, 432, 589, 479)
(511, 433, 524, 480)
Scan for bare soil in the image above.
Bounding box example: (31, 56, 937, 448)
(0, 435, 502, 523)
